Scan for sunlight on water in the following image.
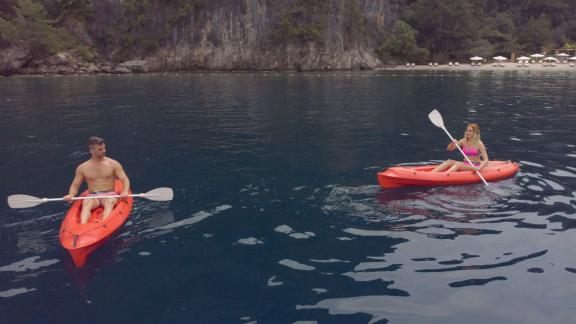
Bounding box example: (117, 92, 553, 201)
(0, 287, 37, 298)
(0, 256, 59, 273)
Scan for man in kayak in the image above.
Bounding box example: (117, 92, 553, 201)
(63, 136, 130, 224)
(431, 123, 489, 172)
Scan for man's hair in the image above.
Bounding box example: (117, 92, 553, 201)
(88, 136, 105, 146)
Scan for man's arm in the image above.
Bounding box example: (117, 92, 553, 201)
(114, 161, 130, 196)
(63, 166, 84, 200)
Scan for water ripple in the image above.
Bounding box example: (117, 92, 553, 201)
(2, 73, 576, 323)
(0, 256, 59, 273)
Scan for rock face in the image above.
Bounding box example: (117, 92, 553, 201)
(141, 0, 401, 71)
(0, 47, 29, 76)
(0, 0, 402, 75)
(119, 60, 149, 73)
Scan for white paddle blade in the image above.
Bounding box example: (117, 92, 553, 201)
(7, 195, 44, 209)
(143, 187, 173, 201)
(428, 109, 445, 129)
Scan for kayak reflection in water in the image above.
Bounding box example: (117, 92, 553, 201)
(431, 123, 489, 172)
(63, 136, 131, 223)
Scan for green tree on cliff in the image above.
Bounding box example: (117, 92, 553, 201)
(377, 20, 429, 63)
(0, 0, 86, 57)
(403, 0, 483, 60)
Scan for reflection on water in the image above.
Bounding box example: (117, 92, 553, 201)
(1, 72, 576, 323)
(292, 156, 576, 323)
(139, 205, 231, 233)
(0, 287, 37, 298)
(0, 256, 59, 273)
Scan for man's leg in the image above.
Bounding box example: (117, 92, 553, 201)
(80, 199, 100, 224)
(101, 197, 118, 221)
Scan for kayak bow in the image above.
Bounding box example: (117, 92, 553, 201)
(59, 180, 133, 267)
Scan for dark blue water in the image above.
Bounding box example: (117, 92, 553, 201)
(1, 71, 576, 323)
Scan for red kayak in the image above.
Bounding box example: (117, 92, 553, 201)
(378, 160, 519, 189)
(59, 180, 133, 267)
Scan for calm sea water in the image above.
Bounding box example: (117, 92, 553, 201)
(1, 71, 576, 323)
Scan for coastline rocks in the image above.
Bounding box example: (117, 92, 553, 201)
(19, 52, 84, 75)
(118, 60, 148, 73)
(0, 0, 400, 76)
(145, 44, 382, 72)
(0, 47, 29, 77)
(0, 48, 135, 75)
(85, 63, 100, 74)
(48, 52, 75, 66)
(111, 66, 132, 74)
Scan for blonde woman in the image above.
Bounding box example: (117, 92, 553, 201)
(432, 123, 489, 172)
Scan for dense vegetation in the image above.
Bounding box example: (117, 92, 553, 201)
(0, 0, 208, 61)
(0, 0, 92, 59)
(1, 0, 575, 67)
(95, 0, 198, 58)
(378, 0, 576, 63)
(268, 0, 331, 46)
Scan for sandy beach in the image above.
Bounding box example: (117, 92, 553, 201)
(386, 62, 576, 72)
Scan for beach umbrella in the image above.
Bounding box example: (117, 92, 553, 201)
(530, 54, 545, 58)
(517, 56, 530, 61)
(493, 56, 508, 61)
(470, 56, 483, 61)
(555, 53, 570, 62)
(569, 57, 576, 61)
(544, 56, 558, 61)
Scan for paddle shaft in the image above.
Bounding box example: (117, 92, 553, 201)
(28, 193, 151, 203)
(440, 127, 489, 186)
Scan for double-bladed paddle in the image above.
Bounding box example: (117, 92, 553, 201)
(7, 187, 174, 209)
(428, 109, 507, 195)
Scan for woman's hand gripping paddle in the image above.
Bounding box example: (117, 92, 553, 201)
(428, 109, 507, 196)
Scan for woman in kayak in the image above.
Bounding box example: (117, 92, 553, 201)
(431, 123, 489, 172)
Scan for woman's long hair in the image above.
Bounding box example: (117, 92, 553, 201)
(466, 123, 481, 145)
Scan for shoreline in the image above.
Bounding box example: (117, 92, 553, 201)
(3, 62, 576, 78)
(382, 62, 576, 72)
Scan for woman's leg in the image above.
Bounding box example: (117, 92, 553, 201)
(432, 159, 455, 172)
(447, 161, 475, 173)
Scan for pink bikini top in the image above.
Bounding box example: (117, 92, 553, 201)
(462, 146, 478, 157)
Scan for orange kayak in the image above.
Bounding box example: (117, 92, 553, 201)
(59, 180, 133, 267)
(378, 160, 519, 189)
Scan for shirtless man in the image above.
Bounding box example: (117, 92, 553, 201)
(63, 136, 130, 224)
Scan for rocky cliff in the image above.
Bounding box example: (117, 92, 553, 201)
(143, 0, 401, 71)
(0, 0, 402, 75)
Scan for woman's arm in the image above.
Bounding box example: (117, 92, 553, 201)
(447, 139, 463, 151)
(478, 141, 489, 170)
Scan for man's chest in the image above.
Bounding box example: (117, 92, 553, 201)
(83, 164, 114, 180)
